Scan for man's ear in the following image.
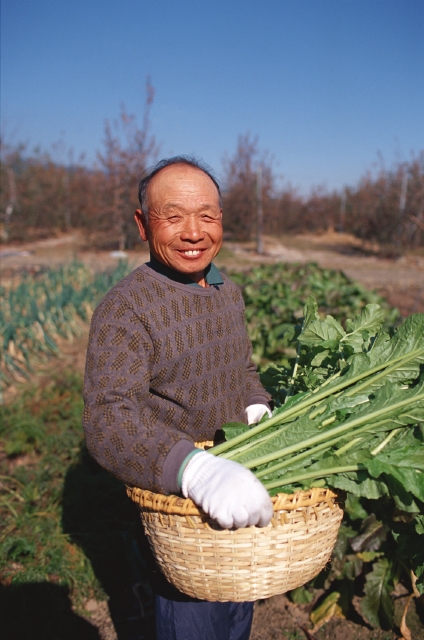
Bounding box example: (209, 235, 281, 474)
(134, 209, 149, 242)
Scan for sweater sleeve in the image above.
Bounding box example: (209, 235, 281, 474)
(244, 337, 272, 410)
(82, 291, 195, 495)
(238, 290, 272, 410)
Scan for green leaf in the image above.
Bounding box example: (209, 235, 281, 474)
(365, 443, 424, 503)
(302, 295, 320, 329)
(361, 558, 396, 629)
(290, 586, 314, 604)
(416, 515, 424, 535)
(298, 316, 345, 347)
(365, 314, 424, 390)
(259, 363, 287, 389)
(221, 422, 249, 440)
(310, 349, 331, 366)
(369, 330, 391, 352)
(344, 494, 369, 521)
(328, 473, 390, 500)
(391, 492, 420, 514)
(342, 304, 385, 353)
(325, 315, 346, 336)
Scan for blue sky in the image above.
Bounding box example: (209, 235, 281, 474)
(1, 0, 423, 193)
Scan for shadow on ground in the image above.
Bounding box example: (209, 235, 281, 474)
(0, 582, 101, 640)
(61, 446, 156, 640)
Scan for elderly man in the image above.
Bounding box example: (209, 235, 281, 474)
(83, 157, 273, 640)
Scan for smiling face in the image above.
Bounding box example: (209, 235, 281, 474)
(135, 164, 223, 286)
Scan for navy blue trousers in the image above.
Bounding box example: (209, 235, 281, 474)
(155, 595, 254, 640)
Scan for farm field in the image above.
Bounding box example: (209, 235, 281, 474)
(2, 375, 423, 639)
(1, 233, 424, 640)
(2, 229, 424, 317)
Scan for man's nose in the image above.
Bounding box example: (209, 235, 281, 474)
(180, 215, 205, 241)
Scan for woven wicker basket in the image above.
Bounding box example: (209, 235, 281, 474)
(127, 483, 343, 602)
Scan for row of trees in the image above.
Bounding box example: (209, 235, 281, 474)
(1, 80, 157, 250)
(223, 134, 424, 252)
(1, 91, 423, 252)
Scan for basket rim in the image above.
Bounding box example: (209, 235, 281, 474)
(126, 485, 339, 516)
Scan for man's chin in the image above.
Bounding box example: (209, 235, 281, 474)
(152, 250, 215, 276)
(171, 255, 211, 274)
(176, 263, 207, 278)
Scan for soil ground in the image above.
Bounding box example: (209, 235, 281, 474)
(1, 231, 424, 639)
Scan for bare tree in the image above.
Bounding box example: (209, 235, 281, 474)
(221, 134, 275, 242)
(348, 154, 424, 253)
(97, 78, 158, 250)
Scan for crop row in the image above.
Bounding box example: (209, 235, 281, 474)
(0, 260, 131, 388)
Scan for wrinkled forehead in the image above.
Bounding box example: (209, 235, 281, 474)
(146, 164, 220, 208)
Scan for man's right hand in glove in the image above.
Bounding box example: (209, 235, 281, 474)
(180, 450, 273, 529)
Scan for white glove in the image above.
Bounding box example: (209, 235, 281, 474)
(245, 404, 272, 425)
(181, 450, 273, 529)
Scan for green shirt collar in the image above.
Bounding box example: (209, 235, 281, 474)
(147, 255, 224, 288)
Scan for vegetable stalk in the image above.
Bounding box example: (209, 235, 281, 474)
(210, 346, 424, 457)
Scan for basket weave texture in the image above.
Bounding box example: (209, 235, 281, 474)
(127, 485, 343, 602)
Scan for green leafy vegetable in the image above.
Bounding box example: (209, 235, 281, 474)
(211, 299, 424, 618)
(212, 304, 424, 503)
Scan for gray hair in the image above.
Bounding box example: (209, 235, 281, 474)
(138, 155, 222, 220)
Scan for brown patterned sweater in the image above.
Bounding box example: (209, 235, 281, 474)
(82, 262, 271, 495)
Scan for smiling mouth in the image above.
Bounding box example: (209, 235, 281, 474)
(179, 249, 204, 257)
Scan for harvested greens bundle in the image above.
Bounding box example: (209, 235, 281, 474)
(211, 298, 424, 512)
